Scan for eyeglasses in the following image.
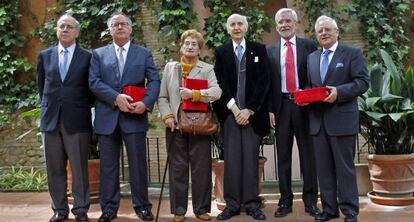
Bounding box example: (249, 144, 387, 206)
(110, 22, 130, 28)
(57, 24, 76, 30)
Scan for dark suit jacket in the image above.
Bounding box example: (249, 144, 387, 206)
(214, 40, 270, 136)
(88, 43, 160, 135)
(307, 44, 369, 136)
(267, 37, 317, 122)
(37, 45, 93, 133)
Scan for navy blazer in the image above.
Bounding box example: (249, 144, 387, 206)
(267, 37, 317, 121)
(214, 40, 270, 136)
(88, 43, 160, 135)
(37, 45, 93, 133)
(306, 44, 369, 136)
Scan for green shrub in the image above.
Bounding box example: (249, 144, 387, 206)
(0, 167, 47, 191)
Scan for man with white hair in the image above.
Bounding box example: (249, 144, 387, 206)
(267, 8, 319, 218)
(213, 13, 270, 221)
(306, 15, 369, 222)
(37, 14, 93, 222)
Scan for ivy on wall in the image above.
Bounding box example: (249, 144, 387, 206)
(157, 0, 198, 61)
(203, 0, 274, 50)
(0, 0, 36, 128)
(346, 0, 413, 68)
(35, 0, 149, 48)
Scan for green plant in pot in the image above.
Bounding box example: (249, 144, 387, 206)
(358, 49, 414, 205)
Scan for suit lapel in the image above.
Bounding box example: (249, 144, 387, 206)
(63, 46, 79, 82)
(122, 44, 134, 80)
(51, 46, 61, 83)
(107, 44, 120, 80)
(324, 44, 344, 84)
(312, 49, 323, 86)
(190, 61, 202, 78)
(296, 38, 304, 72)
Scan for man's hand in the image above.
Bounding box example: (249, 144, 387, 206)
(324, 86, 337, 103)
(115, 94, 134, 112)
(269, 112, 276, 128)
(236, 109, 251, 126)
(164, 117, 176, 132)
(130, 101, 147, 114)
(179, 87, 192, 100)
(230, 104, 241, 117)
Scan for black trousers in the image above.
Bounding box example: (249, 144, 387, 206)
(166, 129, 212, 216)
(276, 98, 318, 207)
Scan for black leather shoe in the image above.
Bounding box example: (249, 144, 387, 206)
(344, 214, 358, 222)
(315, 212, 339, 222)
(136, 208, 154, 221)
(247, 208, 266, 220)
(216, 207, 240, 220)
(305, 205, 321, 217)
(49, 213, 68, 222)
(75, 212, 89, 222)
(274, 204, 292, 218)
(98, 212, 117, 222)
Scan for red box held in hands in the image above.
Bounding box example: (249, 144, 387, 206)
(122, 86, 146, 103)
(182, 78, 208, 111)
(293, 87, 330, 105)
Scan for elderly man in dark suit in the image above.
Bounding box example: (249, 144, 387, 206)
(266, 8, 319, 218)
(214, 13, 270, 221)
(307, 15, 369, 222)
(37, 14, 93, 222)
(89, 12, 160, 222)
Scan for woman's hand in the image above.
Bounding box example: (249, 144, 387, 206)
(179, 87, 193, 100)
(164, 117, 176, 132)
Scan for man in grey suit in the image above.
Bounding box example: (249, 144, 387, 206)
(267, 8, 319, 218)
(89, 12, 160, 222)
(37, 14, 93, 222)
(307, 15, 369, 222)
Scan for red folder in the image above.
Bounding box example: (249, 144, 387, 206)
(122, 86, 146, 103)
(293, 87, 330, 105)
(182, 78, 208, 111)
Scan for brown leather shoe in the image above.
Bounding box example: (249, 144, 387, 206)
(49, 213, 68, 222)
(173, 215, 185, 222)
(196, 213, 211, 221)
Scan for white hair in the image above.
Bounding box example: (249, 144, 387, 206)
(275, 8, 298, 23)
(57, 14, 80, 30)
(315, 15, 338, 30)
(226, 13, 249, 31)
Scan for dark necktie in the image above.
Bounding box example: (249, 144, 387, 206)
(59, 48, 69, 81)
(285, 41, 296, 92)
(320, 50, 332, 82)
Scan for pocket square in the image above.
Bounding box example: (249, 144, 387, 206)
(254, 56, 259, 63)
(335, 62, 344, 68)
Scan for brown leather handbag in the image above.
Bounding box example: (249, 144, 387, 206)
(178, 106, 218, 135)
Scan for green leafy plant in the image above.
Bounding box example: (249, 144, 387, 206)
(346, 0, 412, 68)
(358, 49, 414, 154)
(0, 0, 37, 128)
(0, 167, 47, 191)
(203, 0, 274, 50)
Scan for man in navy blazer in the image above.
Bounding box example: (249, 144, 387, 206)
(214, 13, 270, 221)
(307, 16, 368, 222)
(267, 8, 319, 218)
(37, 14, 93, 222)
(89, 12, 160, 222)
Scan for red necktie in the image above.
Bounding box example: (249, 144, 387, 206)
(285, 41, 296, 92)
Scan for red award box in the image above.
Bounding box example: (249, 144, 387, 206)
(293, 87, 330, 105)
(182, 78, 208, 111)
(122, 86, 146, 103)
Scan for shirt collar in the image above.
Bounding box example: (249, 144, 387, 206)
(113, 41, 131, 53)
(58, 42, 76, 54)
(281, 35, 296, 46)
(232, 38, 246, 52)
(323, 41, 338, 54)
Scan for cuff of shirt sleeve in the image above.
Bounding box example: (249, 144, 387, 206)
(226, 98, 236, 110)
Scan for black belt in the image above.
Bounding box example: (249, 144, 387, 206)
(281, 93, 294, 100)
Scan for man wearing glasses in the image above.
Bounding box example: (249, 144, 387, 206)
(89, 12, 160, 222)
(37, 14, 93, 222)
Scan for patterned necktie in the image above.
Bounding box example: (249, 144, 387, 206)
(320, 50, 332, 82)
(118, 47, 125, 77)
(59, 48, 69, 81)
(236, 45, 243, 62)
(285, 41, 296, 92)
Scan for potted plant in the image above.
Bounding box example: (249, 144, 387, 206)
(358, 49, 414, 205)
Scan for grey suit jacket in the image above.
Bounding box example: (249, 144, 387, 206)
(89, 43, 160, 135)
(37, 45, 93, 133)
(307, 43, 369, 136)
